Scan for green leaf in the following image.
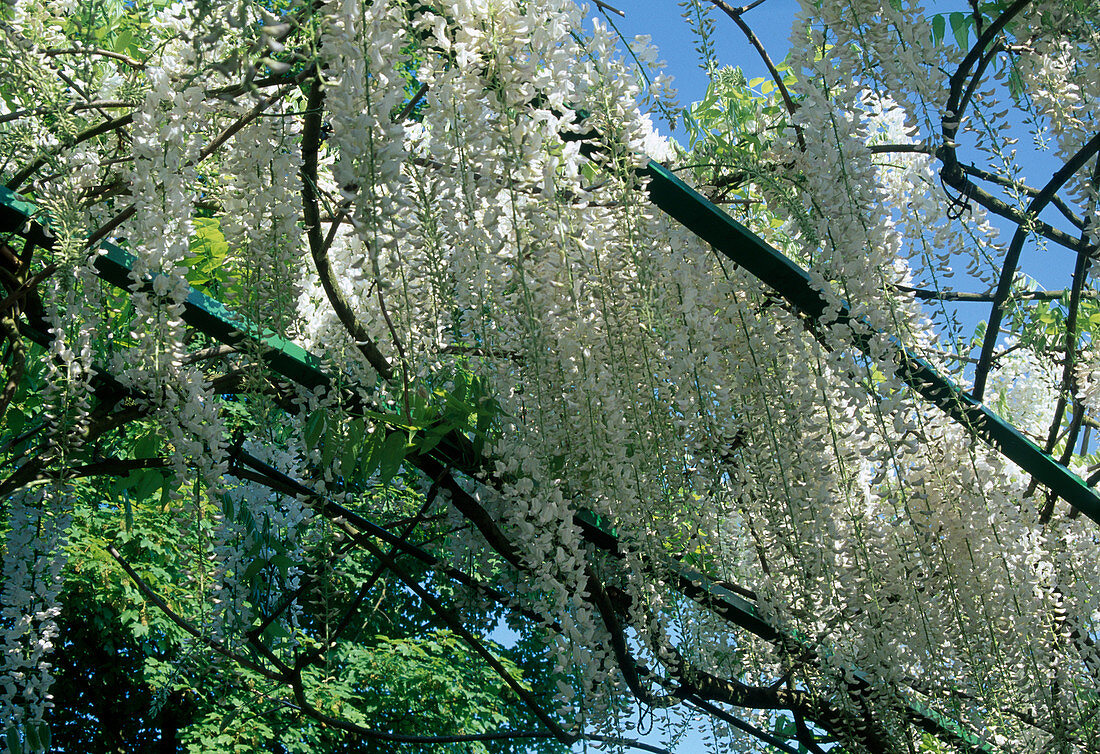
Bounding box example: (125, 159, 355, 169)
(949, 12, 970, 49)
(359, 428, 383, 478)
(5, 727, 20, 754)
(378, 431, 407, 484)
(341, 432, 360, 480)
(262, 620, 290, 642)
(133, 431, 159, 458)
(113, 28, 133, 55)
(304, 411, 325, 450)
(190, 217, 229, 260)
(243, 558, 265, 580)
(475, 396, 500, 434)
(1007, 65, 1024, 98)
(321, 425, 339, 469)
(22, 725, 36, 754)
(416, 422, 454, 455)
(123, 490, 133, 533)
(931, 14, 946, 46)
(359, 408, 420, 430)
(183, 217, 230, 292)
(5, 407, 25, 436)
(134, 469, 165, 501)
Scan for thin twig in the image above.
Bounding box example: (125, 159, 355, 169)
(926, 0, 1092, 258)
(593, 0, 626, 17)
(895, 284, 1094, 303)
(0, 101, 136, 125)
(70, 457, 170, 478)
(198, 83, 296, 162)
(1046, 159, 1100, 521)
(294, 481, 443, 668)
(227, 450, 528, 617)
(85, 81, 296, 249)
(43, 47, 146, 69)
(960, 160, 1085, 231)
(106, 544, 285, 681)
(375, 285, 410, 419)
(0, 316, 25, 425)
(943, 0, 1030, 138)
(931, 1, 1093, 258)
(300, 77, 395, 382)
(867, 143, 935, 155)
(393, 82, 429, 123)
(181, 344, 238, 365)
(586, 569, 683, 708)
(6, 114, 134, 191)
(708, 0, 805, 152)
(350, 536, 577, 745)
(938, 161, 1095, 253)
(0, 264, 57, 316)
(972, 131, 1100, 400)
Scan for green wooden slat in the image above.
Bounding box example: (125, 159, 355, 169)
(642, 160, 1100, 526)
(93, 241, 331, 390)
(0, 186, 331, 391)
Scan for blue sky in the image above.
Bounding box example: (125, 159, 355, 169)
(593, 0, 803, 143)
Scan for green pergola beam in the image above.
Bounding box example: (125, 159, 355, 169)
(0, 187, 330, 393)
(6, 173, 1093, 524)
(95, 240, 332, 392)
(1, 191, 767, 646)
(642, 160, 1100, 526)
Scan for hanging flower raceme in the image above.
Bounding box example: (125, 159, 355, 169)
(0, 487, 66, 734)
(3, 0, 1100, 751)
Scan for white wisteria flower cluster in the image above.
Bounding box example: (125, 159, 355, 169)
(1, 0, 1099, 751)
